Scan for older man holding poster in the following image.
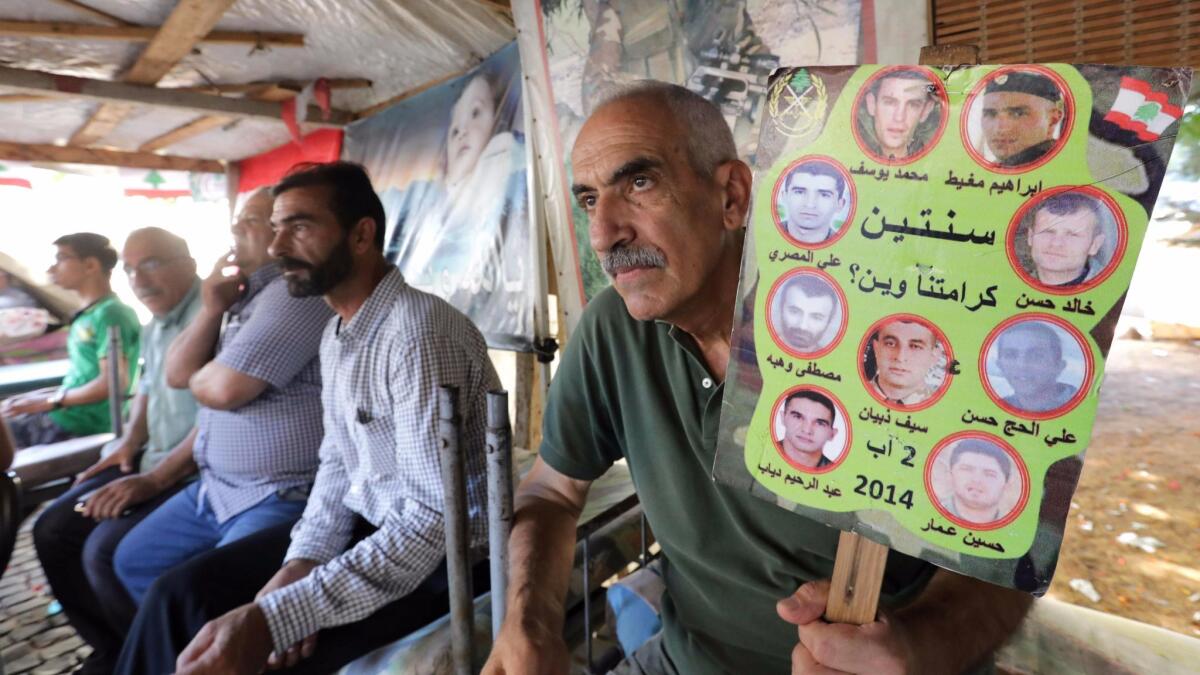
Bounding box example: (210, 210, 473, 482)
(484, 81, 1030, 675)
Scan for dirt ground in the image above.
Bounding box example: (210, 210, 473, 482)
(1045, 337, 1200, 637)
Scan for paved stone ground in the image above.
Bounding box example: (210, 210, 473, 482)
(1, 507, 91, 675)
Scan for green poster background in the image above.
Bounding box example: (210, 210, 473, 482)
(713, 63, 1191, 593)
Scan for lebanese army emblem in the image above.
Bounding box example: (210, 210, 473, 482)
(767, 68, 828, 140)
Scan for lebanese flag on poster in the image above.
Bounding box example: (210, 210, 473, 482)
(1103, 76, 1184, 141)
(120, 168, 192, 198)
(0, 162, 33, 189)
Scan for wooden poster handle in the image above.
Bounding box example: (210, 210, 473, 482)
(825, 531, 889, 623)
(825, 44, 981, 626)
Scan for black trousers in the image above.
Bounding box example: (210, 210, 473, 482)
(31, 466, 185, 669)
(116, 518, 490, 675)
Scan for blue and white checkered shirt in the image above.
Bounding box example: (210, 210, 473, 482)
(257, 266, 499, 651)
(193, 263, 333, 522)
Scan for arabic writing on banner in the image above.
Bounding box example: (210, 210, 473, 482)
(713, 64, 1191, 593)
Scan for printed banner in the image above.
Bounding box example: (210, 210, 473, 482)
(713, 64, 1191, 594)
(532, 0, 864, 306)
(343, 43, 534, 351)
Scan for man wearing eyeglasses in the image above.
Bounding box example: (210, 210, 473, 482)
(32, 227, 203, 675)
(0, 232, 141, 448)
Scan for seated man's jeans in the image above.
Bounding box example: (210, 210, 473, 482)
(32, 466, 185, 671)
(7, 411, 74, 448)
(113, 480, 307, 604)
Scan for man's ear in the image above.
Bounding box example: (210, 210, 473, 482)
(1088, 231, 1106, 257)
(354, 217, 377, 253)
(865, 92, 877, 117)
(717, 160, 753, 232)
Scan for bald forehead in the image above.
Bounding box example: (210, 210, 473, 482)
(124, 228, 188, 257)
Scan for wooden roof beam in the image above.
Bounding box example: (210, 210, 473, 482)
(0, 141, 223, 172)
(175, 78, 374, 97)
(354, 69, 469, 119)
(0, 20, 304, 47)
(72, 0, 235, 147)
(46, 0, 131, 27)
(0, 66, 352, 126)
(123, 0, 239, 84)
(138, 115, 232, 153)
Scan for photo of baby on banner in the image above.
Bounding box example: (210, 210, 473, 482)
(713, 63, 1191, 595)
(343, 43, 533, 350)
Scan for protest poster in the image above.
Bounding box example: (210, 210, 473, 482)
(526, 0, 864, 312)
(713, 64, 1191, 593)
(343, 43, 535, 351)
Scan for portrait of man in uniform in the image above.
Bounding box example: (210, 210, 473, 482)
(774, 389, 843, 471)
(855, 68, 943, 161)
(862, 317, 947, 408)
(976, 70, 1066, 167)
(769, 272, 841, 355)
(776, 160, 850, 245)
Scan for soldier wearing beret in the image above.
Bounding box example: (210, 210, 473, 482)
(981, 71, 1065, 167)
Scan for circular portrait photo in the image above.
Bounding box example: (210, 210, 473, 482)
(1008, 187, 1126, 293)
(962, 66, 1073, 172)
(981, 315, 1093, 419)
(859, 314, 954, 411)
(772, 156, 855, 248)
(852, 66, 948, 164)
(772, 386, 851, 473)
(926, 433, 1029, 530)
(765, 269, 847, 359)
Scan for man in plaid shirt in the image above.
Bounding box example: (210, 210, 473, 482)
(117, 162, 499, 675)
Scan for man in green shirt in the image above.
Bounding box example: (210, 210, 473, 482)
(484, 82, 1032, 675)
(1, 233, 140, 447)
(33, 227, 202, 674)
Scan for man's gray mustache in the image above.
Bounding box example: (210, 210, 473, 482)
(601, 246, 666, 277)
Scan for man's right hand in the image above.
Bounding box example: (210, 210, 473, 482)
(256, 559, 320, 670)
(76, 441, 137, 483)
(201, 252, 245, 315)
(80, 474, 162, 520)
(481, 621, 571, 675)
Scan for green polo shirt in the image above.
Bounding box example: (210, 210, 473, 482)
(138, 280, 202, 473)
(49, 294, 141, 436)
(541, 287, 936, 675)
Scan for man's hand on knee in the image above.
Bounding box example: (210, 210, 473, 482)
(176, 603, 273, 675)
(776, 580, 913, 675)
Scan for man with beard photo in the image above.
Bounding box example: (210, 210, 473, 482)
(119, 163, 500, 675)
(772, 273, 838, 354)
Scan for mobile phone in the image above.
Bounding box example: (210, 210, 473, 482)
(74, 488, 133, 517)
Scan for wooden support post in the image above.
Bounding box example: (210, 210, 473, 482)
(825, 44, 981, 626)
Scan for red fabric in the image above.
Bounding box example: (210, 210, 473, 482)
(235, 129, 344, 194)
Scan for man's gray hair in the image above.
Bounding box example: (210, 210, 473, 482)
(593, 80, 737, 178)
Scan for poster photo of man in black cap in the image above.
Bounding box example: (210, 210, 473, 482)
(964, 68, 1071, 170)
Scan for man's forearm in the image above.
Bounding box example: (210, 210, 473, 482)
(165, 307, 223, 388)
(118, 392, 150, 449)
(144, 427, 199, 489)
(897, 570, 1032, 673)
(504, 495, 585, 635)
